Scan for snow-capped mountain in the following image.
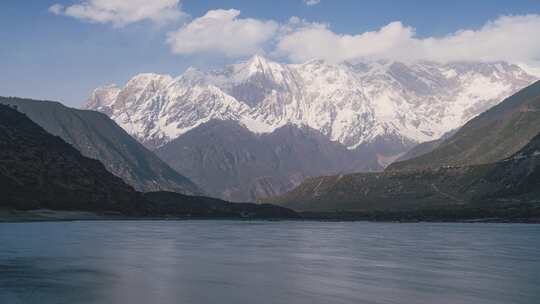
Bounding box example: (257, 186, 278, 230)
(84, 55, 536, 154)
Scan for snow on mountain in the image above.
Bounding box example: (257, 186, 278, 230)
(84, 84, 120, 115)
(84, 55, 537, 153)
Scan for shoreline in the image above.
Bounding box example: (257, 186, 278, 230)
(1, 209, 539, 224)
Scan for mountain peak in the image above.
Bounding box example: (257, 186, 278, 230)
(83, 84, 121, 111)
(238, 54, 281, 75)
(85, 57, 537, 151)
(247, 54, 270, 65)
(301, 58, 331, 67)
(126, 73, 172, 87)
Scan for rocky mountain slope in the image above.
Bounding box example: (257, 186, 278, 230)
(265, 83, 540, 212)
(388, 80, 540, 171)
(265, 132, 540, 212)
(0, 97, 202, 195)
(85, 56, 535, 159)
(0, 104, 150, 213)
(155, 120, 374, 201)
(395, 129, 458, 162)
(0, 103, 298, 218)
(84, 57, 535, 201)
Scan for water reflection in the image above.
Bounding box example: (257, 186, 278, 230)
(0, 221, 539, 304)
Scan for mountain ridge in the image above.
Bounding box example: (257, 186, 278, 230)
(0, 103, 299, 219)
(264, 82, 540, 212)
(0, 103, 150, 213)
(388, 80, 540, 171)
(83, 56, 536, 201)
(0, 97, 202, 195)
(84, 56, 536, 160)
(155, 119, 375, 202)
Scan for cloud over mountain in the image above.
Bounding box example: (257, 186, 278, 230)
(277, 15, 540, 66)
(48, 3, 540, 68)
(168, 12, 540, 67)
(167, 9, 279, 57)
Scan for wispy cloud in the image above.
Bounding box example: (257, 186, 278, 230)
(303, 0, 321, 6)
(49, 0, 187, 27)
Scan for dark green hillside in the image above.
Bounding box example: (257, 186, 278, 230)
(0, 104, 150, 214)
(0, 97, 202, 195)
(388, 80, 540, 171)
(265, 132, 540, 214)
(144, 191, 299, 219)
(0, 104, 299, 219)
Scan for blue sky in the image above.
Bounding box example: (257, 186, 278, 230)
(1, 0, 540, 106)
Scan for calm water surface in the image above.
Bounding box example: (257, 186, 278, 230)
(0, 221, 539, 304)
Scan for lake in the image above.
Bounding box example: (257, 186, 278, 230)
(1, 221, 539, 304)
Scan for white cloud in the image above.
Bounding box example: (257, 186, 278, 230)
(167, 9, 279, 57)
(48, 2, 540, 69)
(276, 21, 413, 63)
(48, 4, 64, 15)
(49, 0, 186, 27)
(304, 0, 321, 6)
(276, 14, 540, 66)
